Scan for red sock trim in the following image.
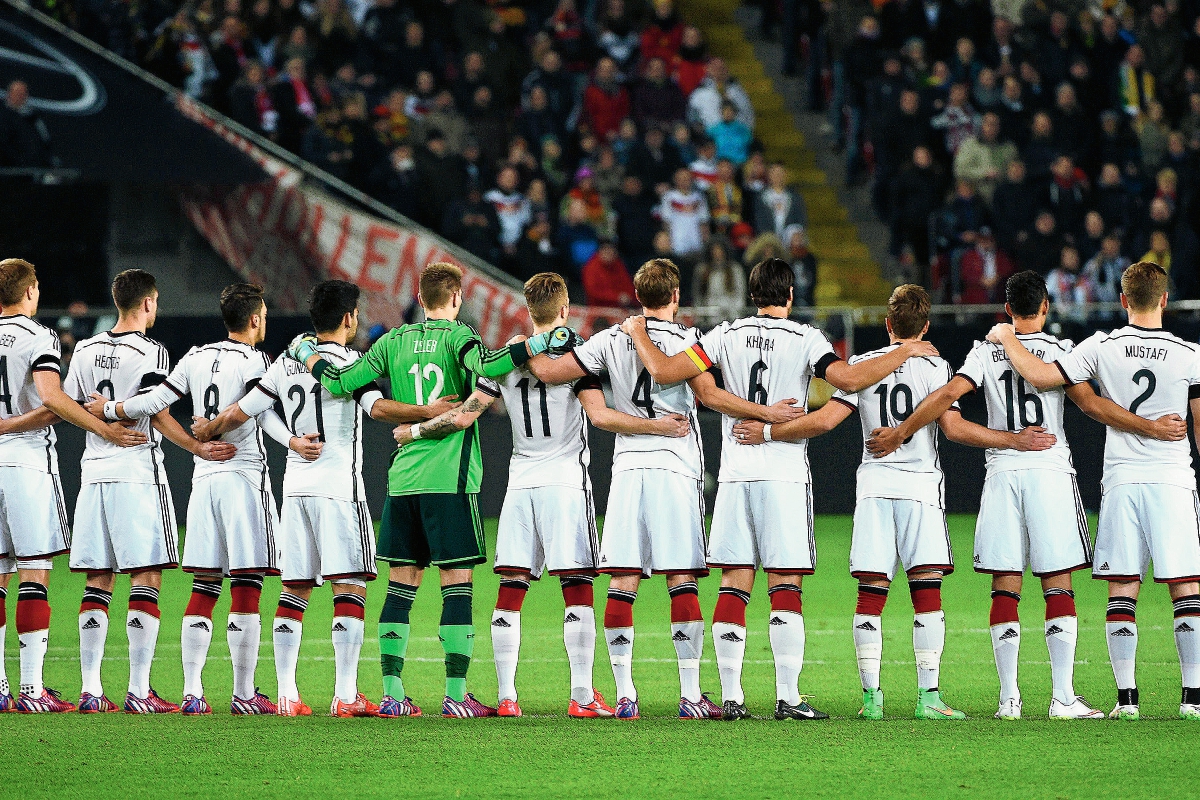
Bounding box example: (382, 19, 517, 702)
(80, 602, 108, 614)
(1045, 594, 1075, 620)
(333, 600, 366, 621)
(128, 601, 161, 619)
(670, 592, 703, 623)
(770, 589, 803, 615)
(0, 597, 5, 619)
(562, 584, 593, 608)
(855, 589, 887, 617)
(1106, 611, 1136, 623)
(230, 586, 262, 615)
(713, 593, 748, 626)
(911, 588, 942, 615)
(990, 595, 1019, 626)
(275, 606, 305, 622)
(185, 592, 219, 619)
(496, 584, 528, 612)
(604, 597, 634, 628)
(16, 599, 50, 633)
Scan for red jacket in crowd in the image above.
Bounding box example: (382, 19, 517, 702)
(958, 246, 1016, 304)
(583, 82, 631, 141)
(582, 250, 637, 307)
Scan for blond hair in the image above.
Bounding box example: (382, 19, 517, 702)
(633, 258, 680, 309)
(887, 284, 931, 339)
(0, 258, 35, 306)
(419, 262, 464, 309)
(523, 272, 569, 326)
(1121, 261, 1169, 311)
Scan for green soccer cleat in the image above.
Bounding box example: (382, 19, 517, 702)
(858, 688, 884, 720)
(1109, 703, 1140, 720)
(1180, 703, 1200, 720)
(914, 689, 966, 720)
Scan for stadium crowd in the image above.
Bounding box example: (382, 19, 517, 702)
(31, 0, 815, 314)
(808, 0, 1200, 306)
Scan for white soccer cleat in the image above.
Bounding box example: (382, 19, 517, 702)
(994, 697, 1021, 720)
(1049, 696, 1104, 719)
(1180, 703, 1200, 720)
(1108, 703, 1140, 720)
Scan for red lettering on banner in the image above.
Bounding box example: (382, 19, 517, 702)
(327, 214, 354, 281)
(275, 186, 305, 237)
(390, 236, 421, 296)
(358, 224, 397, 292)
(304, 202, 325, 264)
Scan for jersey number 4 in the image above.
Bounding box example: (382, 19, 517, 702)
(0, 355, 11, 414)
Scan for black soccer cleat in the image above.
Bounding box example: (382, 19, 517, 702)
(722, 700, 751, 720)
(775, 699, 829, 721)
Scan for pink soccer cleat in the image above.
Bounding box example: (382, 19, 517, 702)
(442, 693, 498, 718)
(78, 692, 119, 713)
(124, 688, 181, 714)
(231, 691, 278, 715)
(17, 688, 77, 713)
(378, 695, 422, 718)
(0, 693, 15, 712)
(679, 693, 723, 719)
(568, 690, 615, 718)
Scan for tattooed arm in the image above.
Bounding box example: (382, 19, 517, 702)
(393, 389, 498, 446)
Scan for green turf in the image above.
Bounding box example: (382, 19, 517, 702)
(0, 514, 1194, 799)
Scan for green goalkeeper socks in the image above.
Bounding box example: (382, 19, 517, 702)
(379, 582, 417, 699)
(439, 583, 474, 702)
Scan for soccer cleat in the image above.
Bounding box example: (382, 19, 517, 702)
(0, 693, 13, 712)
(858, 688, 884, 720)
(17, 688, 76, 713)
(679, 693, 723, 719)
(124, 688, 181, 714)
(722, 700, 752, 720)
(441, 693, 498, 718)
(914, 689, 966, 720)
(78, 692, 119, 713)
(497, 698, 522, 717)
(775, 697, 830, 721)
(615, 696, 640, 720)
(276, 696, 313, 717)
(1109, 703, 1140, 720)
(1049, 696, 1103, 719)
(231, 691, 278, 715)
(378, 695, 423, 718)
(1180, 703, 1200, 720)
(995, 697, 1022, 720)
(568, 690, 615, 718)
(180, 694, 212, 716)
(331, 693, 380, 717)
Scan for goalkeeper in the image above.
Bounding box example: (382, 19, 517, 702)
(289, 264, 576, 718)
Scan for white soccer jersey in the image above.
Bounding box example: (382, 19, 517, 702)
(572, 319, 703, 479)
(0, 314, 62, 474)
(123, 339, 273, 481)
(238, 343, 382, 502)
(693, 315, 839, 483)
(1055, 324, 1200, 492)
(833, 345, 953, 507)
(64, 330, 169, 485)
(957, 333, 1075, 476)
(498, 362, 598, 491)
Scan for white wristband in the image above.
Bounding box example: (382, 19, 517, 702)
(103, 401, 119, 421)
(763, 424, 773, 442)
(410, 424, 423, 441)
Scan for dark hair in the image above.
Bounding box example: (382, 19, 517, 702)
(748, 258, 793, 307)
(309, 280, 360, 333)
(887, 284, 931, 338)
(220, 283, 265, 333)
(0, 258, 36, 306)
(111, 269, 157, 313)
(1005, 270, 1048, 317)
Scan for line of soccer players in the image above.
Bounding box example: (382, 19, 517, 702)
(0, 254, 1197, 721)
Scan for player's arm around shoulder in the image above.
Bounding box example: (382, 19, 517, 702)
(986, 323, 1068, 390)
(823, 340, 940, 393)
(1065, 381, 1186, 440)
(620, 315, 705, 385)
(867, 374, 975, 458)
(153, 408, 236, 462)
(394, 386, 498, 446)
(733, 395, 853, 444)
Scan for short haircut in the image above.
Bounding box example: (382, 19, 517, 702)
(1005, 270, 1049, 317)
(308, 280, 360, 333)
(420, 262, 463, 309)
(748, 258, 792, 308)
(0, 258, 36, 306)
(887, 284, 930, 339)
(111, 269, 158, 313)
(1121, 261, 1169, 311)
(220, 283, 265, 333)
(633, 258, 680, 309)
(524, 272, 569, 326)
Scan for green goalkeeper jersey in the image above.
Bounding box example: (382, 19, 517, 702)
(312, 319, 526, 495)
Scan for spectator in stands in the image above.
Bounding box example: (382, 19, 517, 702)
(708, 100, 753, 167)
(302, 106, 353, 181)
(484, 166, 531, 256)
(693, 236, 745, 324)
(957, 227, 1013, 304)
(931, 82, 981, 158)
(1046, 245, 1093, 323)
(743, 231, 785, 271)
(413, 90, 468, 155)
(442, 181, 502, 264)
(842, 14, 880, 182)
(671, 122, 698, 165)
(0, 80, 55, 168)
(706, 158, 743, 233)
(1051, 83, 1091, 166)
(557, 197, 602, 278)
(360, 0, 409, 86)
(514, 218, 560, 281)
(467, 85, 510, 166)
(593, 146, 625, 203)
(939, 178, 991, 254)
(1078, 211, 1107, 265)
(996, 75, 1029, 143)
(1139, 101, 1171, 174)
(1139, 4, 1184, 97)
(1084, 232, 1130, 305)
(633, 56, 687, 128)
(659, 168, 710, 259)
(754, 161, 808, 239)
(561, 166, 614, 237)
(1021, 111, 1058, 180)
(990, 159, 1036, 254)
(369, 143, 420, 219)
(890, 145, 944, 281)
(953, 111, 1016, 202)
(874, 88, 933, 217)
(210, 16, 249, 115)
(784, 224, 816, 307)
(689, 137, 718, 190)
(582, 238, 637, 307)
(613, 174, 658, 267)
(1118, 45, 1155, 120)
(416, 130, 466, 229)
(1018, 210, 1063, 277)
(481, 18, 527, 109)
(583, 57, 631, 142)
(641, 0, 684, 66)
(688, 58, 755, 130)
(1044, 154, 1089, 238)
(515, 86, 564, 159)
(597, 0, 640, 74)
(1094, 109, 1141, 176)
(230, 61, 278, 140)
(629, 124, 683, 196)
(271, 56, 318, 152)
(523, 50, 577, 125)
(674, 26, 708, 97)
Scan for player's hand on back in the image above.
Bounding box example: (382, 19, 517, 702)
(289, 432, 324, 461)
(985, 323, 1016, 344)
(286, 332, 320, 364)
(899, 340, 939, 359)
(651, 412, 690, 438)
(762, 398, 804, 424)
(1148, 413, 1188, 441)
(425, 394, 461, 419)
(619, 315, 646, 337)
(83, 391, 108, 420)
(197, 440, 238, 462)
(1013, 426, 1057, 451)
(100, 421, 149, 447)
(191, 415, 217, 442)
(866, 426, 904, 458)
(732, 419, 765, 445)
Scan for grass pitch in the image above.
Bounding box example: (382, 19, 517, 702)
(0, 514, 1194, 799)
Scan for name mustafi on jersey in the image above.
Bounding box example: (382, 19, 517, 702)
(1126, 345, 1169, 360)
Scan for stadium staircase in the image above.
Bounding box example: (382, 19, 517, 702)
(676, 0, 892, 305)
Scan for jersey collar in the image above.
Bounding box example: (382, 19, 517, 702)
(1127, 324, 1164, 332)
(106, 329, 140, 338)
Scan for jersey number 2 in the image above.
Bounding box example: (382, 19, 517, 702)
(1129, 369, 1156, 414)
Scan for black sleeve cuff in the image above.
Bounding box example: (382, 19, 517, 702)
(1189, 384, 1200, 399)
(312, 359, 331, 380)
(1054, 361, 1076, 386)
(814, 352, 841, 381)
(353, 381, 385, 402)
(476, 380, 502, 398)
(829, 396, 856, 410)
(573, 375, 603, 394)
(508, 341, 530, 368)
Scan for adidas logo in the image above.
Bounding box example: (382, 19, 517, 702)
(999, 628, 1018, 641)
(564, 612, 581, 623)
(719, 631, 743, 642)
(190, 621, 210, 631)
(82, 618, 101, 630)
(1099, 562, 1110, 571)
(1177, 622, 1195, 633)
(380, 631, 401, 639)
(855, 621, 877, 631)
(127, 618, 143, 629)
(274, 623, 293, 633)
(600, 556, 607, 563)
(769, 616, 786, 626)
(492, 618, 511, 628)
(19, 640, 26, 649)
(332, 622, 347, 632)
(1110, 626, 1135, 637)
(227, 622, 242, 632)
(913, 620, 925, 629)
(1045, 624, 1064, 636)
(610, 634, 631, 646)
(672, 630, 690, 642)
(973, 554, 981, 563)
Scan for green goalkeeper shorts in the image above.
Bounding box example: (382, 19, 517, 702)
(377, 493, 486, 568)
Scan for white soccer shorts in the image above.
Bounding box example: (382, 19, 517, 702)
(850, 497, 953, 581)
(279, 495, 376, 585)
(183, 472, 280, 576)
(0, 557, 13, 575)
(599, 468, 706, 577)
(708, 480, 815, 572)
(1094, 483, 1200, 583)
(69, 481, 179, 573)
(0, 465, 70, 559)
(974, 470, 1092, 576)
(495, 485, 598, 578)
